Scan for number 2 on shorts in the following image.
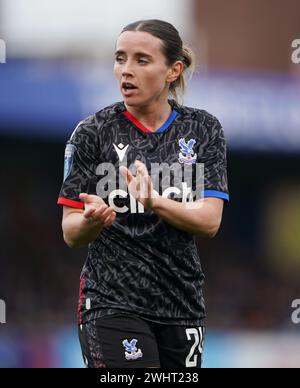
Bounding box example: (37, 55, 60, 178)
(185, 327, 204, 367)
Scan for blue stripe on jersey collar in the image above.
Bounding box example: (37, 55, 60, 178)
(155, 110, 178, 133)
(124, 109, 178, 134)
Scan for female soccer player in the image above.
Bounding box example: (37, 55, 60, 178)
(58, 19, 229, 368)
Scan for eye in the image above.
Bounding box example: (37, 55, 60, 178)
(115, 56, 125, 64)
(138, 59, 149, 65)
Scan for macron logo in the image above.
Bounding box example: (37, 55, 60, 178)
(114, 143, 130, 162)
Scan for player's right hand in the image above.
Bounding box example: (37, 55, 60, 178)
(79, 193, 116, 228)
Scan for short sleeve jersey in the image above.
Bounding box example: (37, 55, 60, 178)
(58, 100, 229, 326)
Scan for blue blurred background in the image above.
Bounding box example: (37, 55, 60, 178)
(0, 0, 300, 368)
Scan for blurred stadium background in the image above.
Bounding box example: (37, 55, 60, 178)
(0, 0, 300, 368)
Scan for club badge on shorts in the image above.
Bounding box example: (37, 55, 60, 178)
(122, 339, 143, 361)
(64, 144, 77, 182)
(178, 138, 197, 165)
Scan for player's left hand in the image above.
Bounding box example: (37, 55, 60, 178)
(120, 160, 158, 209)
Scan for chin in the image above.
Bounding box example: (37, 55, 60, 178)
(123, 97, 145, 107)
(124, 95, 158, 109)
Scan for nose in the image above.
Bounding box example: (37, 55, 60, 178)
(122, 60, 134, 77)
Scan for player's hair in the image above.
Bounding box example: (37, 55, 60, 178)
(121, 19, 195, 104)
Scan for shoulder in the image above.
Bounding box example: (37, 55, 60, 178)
(94, 101, 125, 126)
(176, 103, 222, 130)
(69, 102, 124, 144)
(174, 102, 224, 143)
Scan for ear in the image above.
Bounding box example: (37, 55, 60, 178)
(166, 61, 184, 84)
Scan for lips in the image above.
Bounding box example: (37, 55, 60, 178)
(121, 82, 138, 90)
(121, 82, 138, 96)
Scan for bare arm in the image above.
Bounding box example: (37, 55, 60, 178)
(120, 160, 225, 238)
(62, 194, 116, 249)
(150, 197, 224, 238)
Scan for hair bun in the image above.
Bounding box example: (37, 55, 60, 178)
(182, 46, 194, 69)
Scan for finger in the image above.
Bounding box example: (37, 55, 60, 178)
(135, 161, 148, 177)
(135, 160, 147, 171)
(98, 209, 114, 224)
(105, 213, 116, 227)
(120, 166, 134, 185)
(140, 177, 150, 199)
(101, 207, 115, 220)
(83, 207, 97, 219)
(91, 205, 108, 219)
(80, 193, 105, 205)
(79, 193, 89, 203)
(120, 166, 133, 184)
(135, 160, 144, 168)
(93, 207, 115, 224)
(104, 212, 116, 227)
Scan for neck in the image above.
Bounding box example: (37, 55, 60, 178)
(125, 98, 172, 133)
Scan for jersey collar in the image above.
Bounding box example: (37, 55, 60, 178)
(122, 109, 178, 134)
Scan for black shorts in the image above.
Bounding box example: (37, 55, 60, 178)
(78, 313, 205, 368)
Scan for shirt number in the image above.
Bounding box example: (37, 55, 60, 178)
(185, 327, 204, 368)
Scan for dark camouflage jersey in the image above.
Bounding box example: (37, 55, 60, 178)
(58, 100, 229, 326)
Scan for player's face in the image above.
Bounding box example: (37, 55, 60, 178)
(114, 31, 174, 108)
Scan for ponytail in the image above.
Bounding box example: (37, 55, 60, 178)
(169, 45, 195, 104)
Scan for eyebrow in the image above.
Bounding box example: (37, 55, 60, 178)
(115, 50, 153, 59)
